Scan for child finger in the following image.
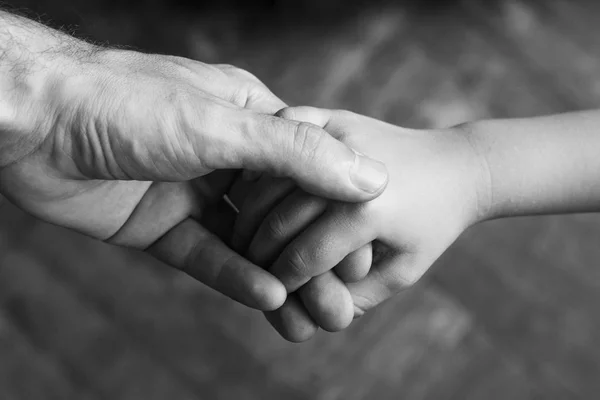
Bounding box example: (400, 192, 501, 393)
(334, 243, 373, 283)
(247, 189, 327, 267)
(231, 176, 296, 253)
(270, 205, 378, 292)
(298, 271, 354, 332)
(348, 251, 423, 318)
(264, 295, 319, 343)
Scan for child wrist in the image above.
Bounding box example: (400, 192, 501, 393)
(453, 121, 496, 224)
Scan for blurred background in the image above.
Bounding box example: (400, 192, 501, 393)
(1, 0, 600, 398)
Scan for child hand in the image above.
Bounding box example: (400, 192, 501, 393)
(233, 107, 490, 340)
(228, 175, 372, 341)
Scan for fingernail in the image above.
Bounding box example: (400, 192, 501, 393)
(350, 150, 388, 194)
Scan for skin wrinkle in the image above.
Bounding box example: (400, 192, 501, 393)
(264, 208, 287, 240)
(42, 119, 82, 179)
(186, 97, 237, 173)
(293, 122, 324, 172)
(164, 127, 191, 181)
(461, 122, 495, 222)
(168, 89, 204, 179)
(284, 245, 311, 283)
(103, 184, 153, 245)
(185, 110, 212, 176)
(76, 99, 109, 178)
(90, 72, 130, 180)
(107, 83, 140, 179)
(215, 253, 240, 294)
(1, 14, 204, 240)
(94, 108, 124, 180)
(106, 182, 188, 249)
(14, 71, 89, 177)
(350, 277, 385, 312)
(180, 222, 210, 274)
(92, 181, 151, 241)
(171, 89, 211, 178)
(183, 229, 237, 296)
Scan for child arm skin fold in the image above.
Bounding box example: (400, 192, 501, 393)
(231, 107, 600, 341)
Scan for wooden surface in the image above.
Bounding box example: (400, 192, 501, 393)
(1, 0, 600, 398)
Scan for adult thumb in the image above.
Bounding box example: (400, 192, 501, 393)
(233, 108, 388, 202)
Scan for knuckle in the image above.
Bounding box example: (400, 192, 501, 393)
(219, 64, 258, 81)
(213, 254, 235, 290)
(284, 245, 310, 278)
(239, 69, 261, 83)
(216, 63, 236, 72)
(292, 122, 325, 163)
(276, 107, 295, 120)
(352, 294, 377, 317)
(245, 87, 283, 112)
(264, 211, 287, 240)
(176, 104, 228, 171)
(335, 109, 356, 119)
(164, 55, 196, 74)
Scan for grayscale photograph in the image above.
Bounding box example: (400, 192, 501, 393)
(0, 0, 598, 398)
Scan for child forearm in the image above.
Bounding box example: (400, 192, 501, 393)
(466, 110, 600, 220)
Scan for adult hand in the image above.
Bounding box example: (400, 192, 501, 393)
(0, 12, 388, 310)
(1, 11, 388, 200)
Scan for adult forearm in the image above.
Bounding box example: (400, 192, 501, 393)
(467, 110, 600, 220)
(0, 10, 95, 167)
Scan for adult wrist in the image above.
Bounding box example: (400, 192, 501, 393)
(0, 11, 98, 167)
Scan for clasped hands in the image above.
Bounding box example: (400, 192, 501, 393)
(224, 107, 488, 341)
(0, 38, 489, 341)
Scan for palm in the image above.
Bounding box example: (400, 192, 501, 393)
(0, 151, 233, 249)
